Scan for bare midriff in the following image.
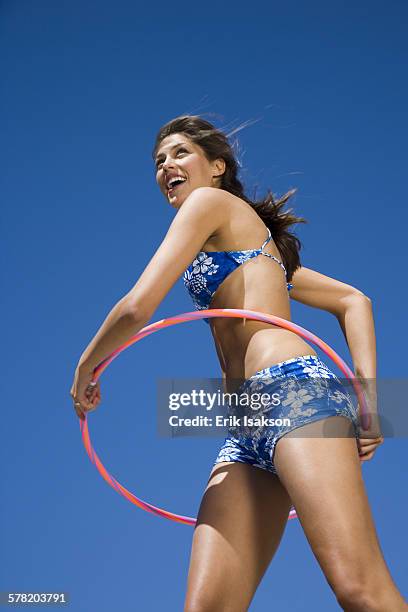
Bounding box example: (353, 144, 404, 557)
(203, 195, 318, 385)
(211, 319, 317, 386)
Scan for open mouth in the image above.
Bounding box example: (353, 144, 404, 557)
(167, 177, 187, 195)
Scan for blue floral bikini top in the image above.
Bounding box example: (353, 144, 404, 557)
(183, 227, 293, 324)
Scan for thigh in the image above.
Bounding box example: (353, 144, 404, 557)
(184, 461, 292, 612)
(273, 416, 396, 595)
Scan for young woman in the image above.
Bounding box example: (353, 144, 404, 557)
(71, 116, 406, 611)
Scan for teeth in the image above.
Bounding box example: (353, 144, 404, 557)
(167, 176, 186, 189)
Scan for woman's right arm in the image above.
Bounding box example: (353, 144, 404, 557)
(77, 187, 229, 374)
(71, 188, 229, 418)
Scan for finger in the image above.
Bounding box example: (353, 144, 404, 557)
(84, 395, 101, 411)
(91, 392, 102, 405)
(359, 441, 378, 450)
(360, 451, 376, 461)
(73, 395, 90, 415)
(84, 404, 97, 415)
(73, 404, 85, 421)
(89, 388, 101, 403)
(359, 430, 383, 439)
(359, 443, 380, 455)
(359, 442, 383, 454)
(359, 438, 382, 449)
(359, 437, 383, 447)
(361, 446, 377, 456)
(85, 384, 99, 400)
(359, 440, 382, 453)
(359, 433, 383, 440)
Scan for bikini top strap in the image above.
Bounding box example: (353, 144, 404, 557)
(260, 227, 288, 276)
(260, 227, 273, 251)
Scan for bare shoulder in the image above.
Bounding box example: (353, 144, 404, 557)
(179, 187, 236, 244)
(123, 187, 232, 321)
(183, 186, 234, 214)
(198, 189, 266, 250)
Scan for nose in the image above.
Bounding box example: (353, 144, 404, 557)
(162, 159, 176, 172)
(161, 162, 177, 185)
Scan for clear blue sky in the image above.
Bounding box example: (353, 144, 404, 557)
(2, 1, 407, 610)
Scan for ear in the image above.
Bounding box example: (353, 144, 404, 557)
(212, 158, 226, 178)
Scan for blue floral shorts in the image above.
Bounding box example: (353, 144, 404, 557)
(214, 354, 360, 475)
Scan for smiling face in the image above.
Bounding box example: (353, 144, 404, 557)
(154, 133, 225, 209)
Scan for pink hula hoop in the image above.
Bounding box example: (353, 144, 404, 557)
(79, 308, 369, 525)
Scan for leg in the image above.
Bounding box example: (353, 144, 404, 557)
(184, 461, 292, 612)
(274, 416, 407, 611)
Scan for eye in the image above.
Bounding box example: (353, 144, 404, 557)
(155, 147, 188, 170)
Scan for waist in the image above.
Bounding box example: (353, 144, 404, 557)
(221, 328, 317, 382)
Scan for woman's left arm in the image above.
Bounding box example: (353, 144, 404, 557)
(289, 266, 375, 377)
(289, 266, 383, 458)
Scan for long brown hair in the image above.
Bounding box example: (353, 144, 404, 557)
(153, 115, 307, 282)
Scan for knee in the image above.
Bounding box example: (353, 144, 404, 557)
(334, 581, 384, 612)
